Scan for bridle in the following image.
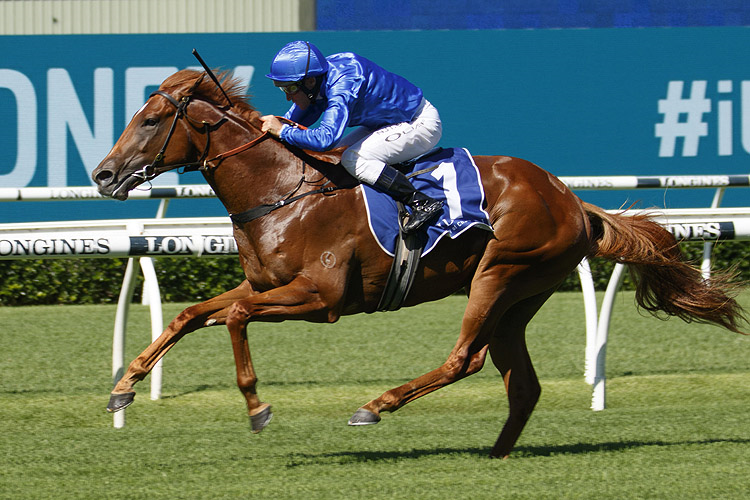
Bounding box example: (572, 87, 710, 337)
(131, 90, 271, 183)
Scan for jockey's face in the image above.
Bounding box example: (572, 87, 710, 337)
(282, 76, 317, 110)
(287, 88, 311, 109)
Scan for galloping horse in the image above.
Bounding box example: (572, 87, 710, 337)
(92, 70, 747, 458)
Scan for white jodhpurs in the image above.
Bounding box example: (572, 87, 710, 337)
(339, 98, 442, 185)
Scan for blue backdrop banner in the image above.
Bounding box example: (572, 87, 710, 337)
(2, 28, 750, 221)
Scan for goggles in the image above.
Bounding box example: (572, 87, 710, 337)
(278, 82, 303, 95)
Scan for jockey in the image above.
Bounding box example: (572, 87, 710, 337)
(260, 40, 444, 234)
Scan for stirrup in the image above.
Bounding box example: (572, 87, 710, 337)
(402, 198, 443, 234)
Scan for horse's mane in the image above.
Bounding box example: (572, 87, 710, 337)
(161, 69, 257, 115)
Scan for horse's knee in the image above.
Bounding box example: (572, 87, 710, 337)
(173, 304, 216, 331)
(225, 302, 250, 331)
(441, 355, 464, 381)
(441, 354, 472, 382)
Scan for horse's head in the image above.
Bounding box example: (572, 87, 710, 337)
(92, 69, 239, 200)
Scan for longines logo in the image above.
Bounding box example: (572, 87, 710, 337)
(664, 221, 734, 241)
(129, 235, 237, 255)
(0, 237, 111, 256)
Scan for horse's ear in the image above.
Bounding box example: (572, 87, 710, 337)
(188, 73, 206, 94)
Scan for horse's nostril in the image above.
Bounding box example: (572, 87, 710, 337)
(95, 170, 113, 184)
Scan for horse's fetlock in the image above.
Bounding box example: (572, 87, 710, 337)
(236, 374, 258, 393)
(377, 392, 400, 410)
(129, 358, 147, 376)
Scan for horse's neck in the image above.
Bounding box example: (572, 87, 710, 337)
(189, 102, 357, 216)
(190, 114, 296, 213)
(211, 151, 302, 215)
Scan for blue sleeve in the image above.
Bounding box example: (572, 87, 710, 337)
(280, 96, 353, 151)
(279, 66, 365, 151)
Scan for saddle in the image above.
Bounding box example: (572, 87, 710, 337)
(246, 141, 492, 312)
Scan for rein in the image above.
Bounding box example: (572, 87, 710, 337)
(139, 87, 345, 225)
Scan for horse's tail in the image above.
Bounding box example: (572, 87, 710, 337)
(582, 201, 748, 334)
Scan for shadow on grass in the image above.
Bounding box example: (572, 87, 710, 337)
(285, 437, 750, 466)
(512, 437, 750, 457)
(160, 384, 222, 399)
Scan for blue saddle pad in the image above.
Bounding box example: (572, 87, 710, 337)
(362, 147, 493, 257)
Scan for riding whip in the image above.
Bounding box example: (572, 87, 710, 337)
(192, 48, 234, 108)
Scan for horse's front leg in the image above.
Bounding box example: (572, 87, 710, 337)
(107, 280, 256, 412)
(224, 274, 332, 433)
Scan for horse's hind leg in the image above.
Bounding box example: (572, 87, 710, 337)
(350, 269, 553, 460)
(487, 289, 553, 459)
(349, 264, 523, 425)
(107, 280, 255, 412)
(349, 342, 490, 426)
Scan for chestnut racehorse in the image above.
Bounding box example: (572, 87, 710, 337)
(92, 70, 746, 458)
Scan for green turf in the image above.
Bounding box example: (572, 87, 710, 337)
(1, 291, 748, 499)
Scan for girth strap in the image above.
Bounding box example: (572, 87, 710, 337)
(229, 185, 341, 225)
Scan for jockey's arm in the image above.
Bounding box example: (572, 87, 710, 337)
(275, 96, 352, 152)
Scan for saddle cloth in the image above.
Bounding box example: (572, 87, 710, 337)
(362, 147, 493, 258)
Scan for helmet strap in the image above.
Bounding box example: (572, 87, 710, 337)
(303, 42, 312, 79)
(301, 74, 324, 101)
(300, 42, 315, 100)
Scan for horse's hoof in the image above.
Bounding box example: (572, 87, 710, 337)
(250, 405, 273, 433)
(107, 392, 135, 413)
(348, 408, 381, 426)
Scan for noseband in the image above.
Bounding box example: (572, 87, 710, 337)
(131, 91, 196, 182)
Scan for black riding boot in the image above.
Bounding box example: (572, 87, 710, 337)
(373, 165, 444, 234)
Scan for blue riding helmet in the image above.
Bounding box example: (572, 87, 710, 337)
(265, 41, 329, 82)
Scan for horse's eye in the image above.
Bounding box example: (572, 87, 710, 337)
(143, 118, 159, 127)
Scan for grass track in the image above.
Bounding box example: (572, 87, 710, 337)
(1, 291, 748, 499)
